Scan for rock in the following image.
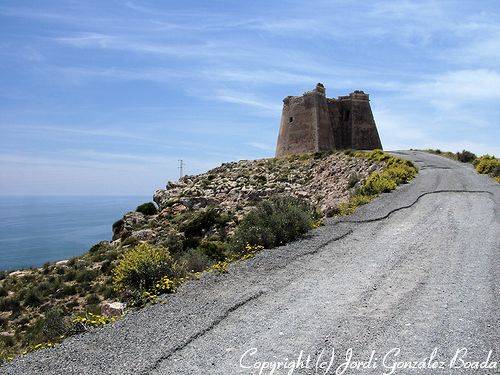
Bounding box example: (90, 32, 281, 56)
(55, 260, 69, 266)
(295, 190, 309, 198)
(101, 301, 126, 317)
(159, 207, 172, 218)
(171, 203, 188, 215)
(153, 189, 170, 209)
(189, 196, 219, 209)
(131, 229, 157, 241)
(8, 270, 30, 278)
(112, 212, 147, 240)
(107, 152, 382, 252)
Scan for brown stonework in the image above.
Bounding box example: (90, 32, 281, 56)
(276, 84, 382, 157)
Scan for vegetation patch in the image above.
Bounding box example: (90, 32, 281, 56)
(230, 196, 320, 252)
(336, 150, 418, 216)
(425, 149, 499, 183)
(135, 202, 158, 216)
(474, 155, 500, 182)
(112, 243, 181, 298)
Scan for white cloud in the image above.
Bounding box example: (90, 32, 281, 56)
(444, 34, 500, 65)
(54, 33, 232, 58)
(56, 66, 186, 84)
(203, 69, 316, 85)
(406, 69, 500, 109)
(247, 142, 275, 151)
(212, 89, 282, 112)
(11, 124, 149, 140)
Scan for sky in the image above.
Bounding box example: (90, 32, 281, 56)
(0, 0, 499, 196)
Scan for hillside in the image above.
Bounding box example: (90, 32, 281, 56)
(0, 150, 416, 361)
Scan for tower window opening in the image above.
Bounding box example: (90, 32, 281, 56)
(289, 117, 294, 123)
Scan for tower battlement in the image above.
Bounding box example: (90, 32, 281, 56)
(276, 84, 382, 157)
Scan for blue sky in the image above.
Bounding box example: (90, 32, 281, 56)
(1, 0, 499, 196)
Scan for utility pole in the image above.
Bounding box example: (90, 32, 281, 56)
(178, 159, 185, 180)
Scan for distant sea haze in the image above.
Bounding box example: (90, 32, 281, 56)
(0, 196, 149, 271)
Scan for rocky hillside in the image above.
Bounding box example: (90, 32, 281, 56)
(1, 150, 412, 362)
(112, 151, 382, 247)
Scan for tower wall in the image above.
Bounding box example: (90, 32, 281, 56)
(275, 88, 335, 157)
(338, 91, 382, 150)
(326, 99, 344, 149)
(275, 94, 317, 157)
(276, 85, 382, 157)
(314, 92, 336, 152)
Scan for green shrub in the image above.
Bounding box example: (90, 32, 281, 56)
(230, 196, 318, 252)
(338, 194, 375, 216)
(136, 202, 158, 216)
(347, 173, 359, 189)
(180, 248, 213, 273)
(76, 282, 92, 295)
(102, 286, 116, 299)
(382, 164, 417, 184)
(23, 290, 42, 308)
(100, 260, 112, 273)
(89, 241, 110, 254)
(253, 175, 267, 184)
(58, 283, 77, 297)
(456, 150, 476, 163)
(359, 172, 397, 195)
(492, 166, 500, 178)
(67, 258, 77, 267)
(156, 232, 184, 254)
(0, 287, 7, 297)
(358, 149, 391, 162)
(113, 243, 179, 293)
(85, 293, 100, 305)
(336, 151, 417, 216)
(0, 297, 20, 312)
(474, 155, 500, 175)
(121, 236, 139, 247)
(198, 240, 227, 261)
(36, 280, 60, 295)
(0, 338, 14, 364)
(25, 308, 67, 345)
(75, 269, 97, 283)
(179, 207, 224, 238)
(63, 269, 76, 282)
(358, 160, 416, 196)
(112, 219, 124, 232)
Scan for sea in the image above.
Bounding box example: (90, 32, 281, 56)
(0, 196, 149, 271)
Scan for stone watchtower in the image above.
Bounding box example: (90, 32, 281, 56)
(275, 83, 382, 157)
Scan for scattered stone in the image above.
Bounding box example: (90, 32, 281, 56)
(131, 229, 157, 241)
(171, 203, 188, 215)
(101, 301, 126, 317)
(8, 270, 30, 278)
(114, 152, 382, 245)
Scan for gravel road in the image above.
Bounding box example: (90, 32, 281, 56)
(3, 151, 499, 374)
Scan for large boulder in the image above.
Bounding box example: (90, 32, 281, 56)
(112, 212, 147, 241)
(153, 189, 170, 209)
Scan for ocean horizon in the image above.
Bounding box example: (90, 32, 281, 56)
(0, 195, 149, 271)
